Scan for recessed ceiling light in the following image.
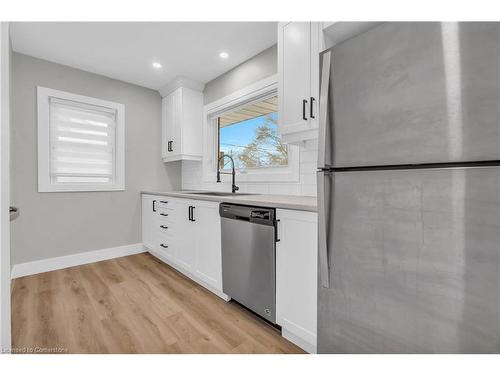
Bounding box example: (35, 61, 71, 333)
(152, 62, 162, 69)
(219, 52, 229, 59)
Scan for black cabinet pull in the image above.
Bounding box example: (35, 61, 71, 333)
(160, 225, 168, 229)
(168, 140, 174, 152)
(302, 99, 308, 120)
(188, 206, 196, 221)
(160, 244, 168, 248)
(310, 97, 315, 119)
(160, 213, 168, 217)
(275, 219, 281, 242)
(152, 200, 157, 212)
(160, 200, 168, 204)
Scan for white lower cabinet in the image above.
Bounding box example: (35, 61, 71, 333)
(142, 194, 226, 299)
(192, 201, 223, 291)
(141, 195, 156, 250)
(142, 194, 318, 352)
(173, 199, 196, 272)
(276, 208, 318, 353)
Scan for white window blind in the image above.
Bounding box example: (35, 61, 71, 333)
(49, 97, 117, 185)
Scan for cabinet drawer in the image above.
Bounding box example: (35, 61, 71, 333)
(154, 198, 174, 211)
(156, 209, 172, 219)
(156, 236, 172, 251)
(157, 221, 174, 237)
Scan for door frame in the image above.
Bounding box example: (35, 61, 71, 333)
(0, 21, 11, 352)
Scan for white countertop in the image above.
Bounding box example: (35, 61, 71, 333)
(141, 190, 317, 212)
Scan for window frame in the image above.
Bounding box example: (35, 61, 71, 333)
(202, 75, 300, 184)
(37, 86, 125, 192)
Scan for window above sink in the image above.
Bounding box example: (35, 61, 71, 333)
(202, 75, 300, 184)
(217, 96, 288, 171)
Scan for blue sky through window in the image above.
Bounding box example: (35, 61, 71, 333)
(219, 112, 287, 169)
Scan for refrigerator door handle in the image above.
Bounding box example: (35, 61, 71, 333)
(317, 50, 332, 169)
(317, 171, 330, 288)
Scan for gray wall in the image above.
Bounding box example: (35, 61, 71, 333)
(203, 44, 277, 104)
(11, 53, 181, 264)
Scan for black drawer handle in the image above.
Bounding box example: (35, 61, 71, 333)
(160, 200, 168, 204)
(302, 99, 308, 120)
(160, 244, 168, 248)
(160, 225, 168, 229)
(152, 200, 157, 212)
(310, 97, 315, 119)
(160, 213, 168, 217)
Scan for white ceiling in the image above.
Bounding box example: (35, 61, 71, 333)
(10, 22, 277, 90)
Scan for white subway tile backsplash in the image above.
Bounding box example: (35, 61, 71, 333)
(242, 184, 270, 194)
(300, 161, 317, 174)
(181, 139, 318, 196)
(301, 184, 317, 197)
(301, 173, 317, 185)
(300, 150, 317, 163)
(268, 183, 301, 195)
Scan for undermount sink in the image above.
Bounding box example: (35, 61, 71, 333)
(183, 191, 257, 197)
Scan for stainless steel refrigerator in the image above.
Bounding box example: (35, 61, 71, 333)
(317, 22, 500, 353)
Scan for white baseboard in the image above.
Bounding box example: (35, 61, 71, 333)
(11, 243, 146, 279)
(281, 320, 317, 354)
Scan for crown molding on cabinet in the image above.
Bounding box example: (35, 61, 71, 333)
(158, 76, 205, 97)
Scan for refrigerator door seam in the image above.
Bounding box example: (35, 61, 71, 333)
(317, 171, 330, 288)
(317, 50, 332, 170)
(326, 160, 500, 172)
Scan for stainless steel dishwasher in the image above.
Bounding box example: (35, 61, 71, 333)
(220, 203, 277, 323)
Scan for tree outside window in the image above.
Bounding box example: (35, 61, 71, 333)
(218, 96, 287, 170)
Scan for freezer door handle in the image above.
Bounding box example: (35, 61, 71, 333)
(317, 50, 332, 169)
(317, 171, 330, 288)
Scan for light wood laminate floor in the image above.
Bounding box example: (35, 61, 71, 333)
(11, 253, 304, 354)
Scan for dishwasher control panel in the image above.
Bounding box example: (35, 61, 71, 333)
(220, 203, 275, 226)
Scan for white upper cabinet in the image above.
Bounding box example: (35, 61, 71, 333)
(278, 22, 322, 144)
(160, 77, 204, 163)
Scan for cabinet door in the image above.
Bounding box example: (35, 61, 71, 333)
(141, 195, 157, 250)
(173, 199, 196, 272)
(278, 22, 311, 135)
(309, 22, 321, 131)
(193, 201, 222, 290)
(162, 89, 182, 159)
(276, 209, 318, 353)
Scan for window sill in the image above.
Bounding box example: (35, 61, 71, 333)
(38, 185, 125, 193)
